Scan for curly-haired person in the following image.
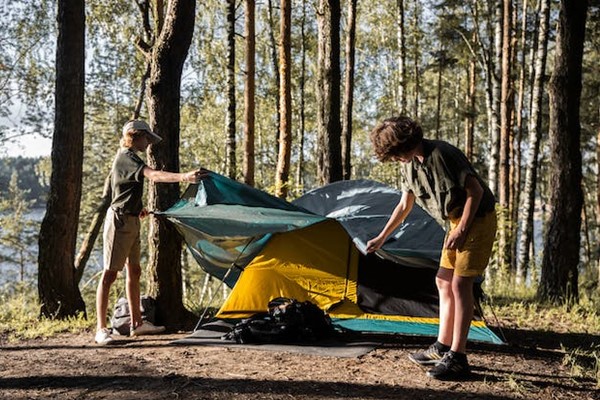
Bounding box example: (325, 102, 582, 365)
(367, 116, 497, 380)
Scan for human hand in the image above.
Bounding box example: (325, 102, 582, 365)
(444, 227, 467, 250)
(182, 169, 209, 184)
(366, 235, 386, 253)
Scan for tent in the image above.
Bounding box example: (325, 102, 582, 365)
(161, 172, 503, 345)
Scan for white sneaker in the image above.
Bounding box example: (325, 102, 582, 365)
(95, 328, 115, 345)
(130, 321, 165, 337)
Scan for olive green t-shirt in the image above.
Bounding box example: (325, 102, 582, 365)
(399, 139, 496, 229)
(110, 148, 146, 215)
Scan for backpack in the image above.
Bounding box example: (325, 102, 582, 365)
(224, 297, 334, 344)
(110, 296, 157, 336)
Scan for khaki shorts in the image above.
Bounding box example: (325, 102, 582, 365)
(439, 210, 497, 277)
(103, 208, 141, 271)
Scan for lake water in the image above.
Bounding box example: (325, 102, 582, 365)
(0, 208, 104, 286)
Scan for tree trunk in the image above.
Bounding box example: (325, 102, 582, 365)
(295, 0, 307, 194)
(145, 0, 196, 329)
(275, 0, 292, 198)
(74, 175, 111, 284)
(516, 0, 550, 283)
(464, 56, 476, 161)
(225, 0, 237, 179)
(267, 0, 281, 152)
(488, 0, 503, 198)
(511, 0, 528, 281)
(412, 0, 421, 118)
(243, 0, 256, 186)
(341, 0, 357, 181)
(38, 0, 86, 319)
(434, 50, 444, 140)
(497, 0, 513, 276)
(597, 128, 600, 292)
(396, 0, 406, 115)
(538, 0, 587, 304)
(316, 0, 343, 184)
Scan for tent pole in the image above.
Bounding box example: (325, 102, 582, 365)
(193, 238, 255, 332)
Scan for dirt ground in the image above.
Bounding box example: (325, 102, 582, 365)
(1, 325, 598, 400)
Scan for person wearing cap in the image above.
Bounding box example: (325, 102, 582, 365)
(95, 119, 207, 345)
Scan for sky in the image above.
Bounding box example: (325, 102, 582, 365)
(1, 134, 52, 158)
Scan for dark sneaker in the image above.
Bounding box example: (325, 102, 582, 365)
(408, 343, 448, 366)
(426, 351, 471, 380)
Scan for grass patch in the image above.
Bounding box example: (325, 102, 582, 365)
(483, 284, 600, 334)
(0, 283, 94, 342)
(561, 344, 600, 388)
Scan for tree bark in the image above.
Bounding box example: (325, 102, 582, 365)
(597, 128, 600, 292)
(396, 0, 406, 115)
(38, 0, 86, 319)
(412, 0, 421, 118)
(464, 56, 476, 161)
(74, 175, 111, 284)
(243, 0, 256, 186)
(316, 0, 343, 184)
(267, 0, 281, 152)
(225, 0, 237, 179)
(488, 0, 503, 198)
(341, 0, 357, 181)
(511, 0, 528, 280)
(538, 0, 587, 304)
(516, 0, 550, 283)
(275, 0, 292, 198)
(294, 0, 307, 194)
(145, 0, 196, 329)
(434, 49, 444, 140)
(498, 0, 513, 275)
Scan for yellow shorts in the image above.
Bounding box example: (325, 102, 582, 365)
(439, 210, 497, 277)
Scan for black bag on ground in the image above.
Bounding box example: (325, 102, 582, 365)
(224, 297, 334, 344)
(110, 296, 157, 336)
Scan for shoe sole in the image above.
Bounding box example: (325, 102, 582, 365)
(94, 339, 115, 346)
(426, 370, 471, 381)
(408, 355, 442, 367)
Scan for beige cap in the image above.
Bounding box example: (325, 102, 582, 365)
(122, 120, 162, 144)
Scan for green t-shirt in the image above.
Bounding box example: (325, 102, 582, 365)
(110, 148, 146, 215)
(399, 139, 496, 228)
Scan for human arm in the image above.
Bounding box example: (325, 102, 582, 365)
(444, 174, 483, 250)
(142, 167, 208, 184)
(366, 190, 415, 253)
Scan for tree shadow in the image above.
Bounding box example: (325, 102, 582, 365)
(0, 374, 519, 400)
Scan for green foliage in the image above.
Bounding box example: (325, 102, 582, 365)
(0, 170, 38, 280)
(0, 283, 92, 342)
(0, 0, 55, 142)
(0, 157, 49, 204)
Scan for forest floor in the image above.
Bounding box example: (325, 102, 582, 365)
(1, 321, 599, 400)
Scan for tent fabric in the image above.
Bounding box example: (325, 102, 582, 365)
(161, 174, 325, 285)
(161, 172, 504, 345)
(293, 179, 445, 268)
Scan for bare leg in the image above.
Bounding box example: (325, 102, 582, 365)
(436, 267, 455, 346)
(450, 275, 475, 353)
(126, 260, 143, 329)
(96, 270, 118, 331)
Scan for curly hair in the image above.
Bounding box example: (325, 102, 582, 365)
(369, 116, 423, 162)
(120, 129, 147, 148)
